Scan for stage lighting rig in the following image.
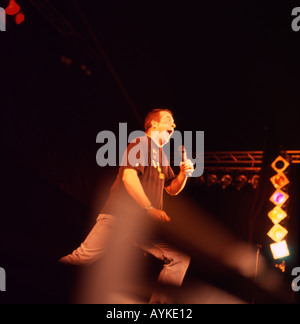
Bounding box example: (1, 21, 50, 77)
(206, 174, 218, 187)
(268, 156, 290, 260)
(235, 174, 248, 191)
(220, 175, 233, 189)
(250, 174, 260, 189)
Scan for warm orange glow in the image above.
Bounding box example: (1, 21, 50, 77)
(268, 206, 287, 225)
(267, 224, 288, 243)
(5, 0, 20, 16)
(15, 12, 24, 25)
(268, 156, 290, 260)
(269, 189, 289, 206)
(271, 156, 290, 173)
(270, 172, 290, 190)
(270, 240, 290, 260)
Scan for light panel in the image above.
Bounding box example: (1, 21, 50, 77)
(267, 224, 288, 243)
(270, 189, 289, 206)
(270, 172, 290, 190)
(271, 156, 290, 173)
(270, 241, 290, 260)
(268, 206, 287, 225)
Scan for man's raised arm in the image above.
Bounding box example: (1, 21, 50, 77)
(165, 159, 194, 196)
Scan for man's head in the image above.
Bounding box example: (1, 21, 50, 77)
(144, 109, 176, 146)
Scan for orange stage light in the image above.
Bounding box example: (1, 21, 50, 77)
(268, 206, 287, 225)
(270, 172, 290, 190)
(271, 156, 290, 173)
(267, 224, 288, 243)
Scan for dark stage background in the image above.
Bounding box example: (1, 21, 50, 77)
(0, 0, 300, 303)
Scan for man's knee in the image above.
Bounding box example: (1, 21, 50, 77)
(165, 253, 190, 268)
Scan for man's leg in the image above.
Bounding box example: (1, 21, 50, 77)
(137, 241, 191, 304)
(59, 214, 115, 266)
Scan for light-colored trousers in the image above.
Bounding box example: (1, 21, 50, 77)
(59, 214, 190, 304)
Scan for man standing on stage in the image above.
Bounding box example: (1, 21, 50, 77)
(59, 109, 194, 303)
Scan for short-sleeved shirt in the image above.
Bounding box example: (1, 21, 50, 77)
(101, 135, 176, 217)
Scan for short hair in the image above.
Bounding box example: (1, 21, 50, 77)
(144, 108, 173, 131)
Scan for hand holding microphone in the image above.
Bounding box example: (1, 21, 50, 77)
(178, 145, 194, 177)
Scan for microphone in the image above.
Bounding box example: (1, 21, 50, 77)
(178, 145, 192, 177)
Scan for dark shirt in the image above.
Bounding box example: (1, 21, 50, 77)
(101, 135, 176, 217)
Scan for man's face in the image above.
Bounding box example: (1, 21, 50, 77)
(152, 111, 176, 145)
